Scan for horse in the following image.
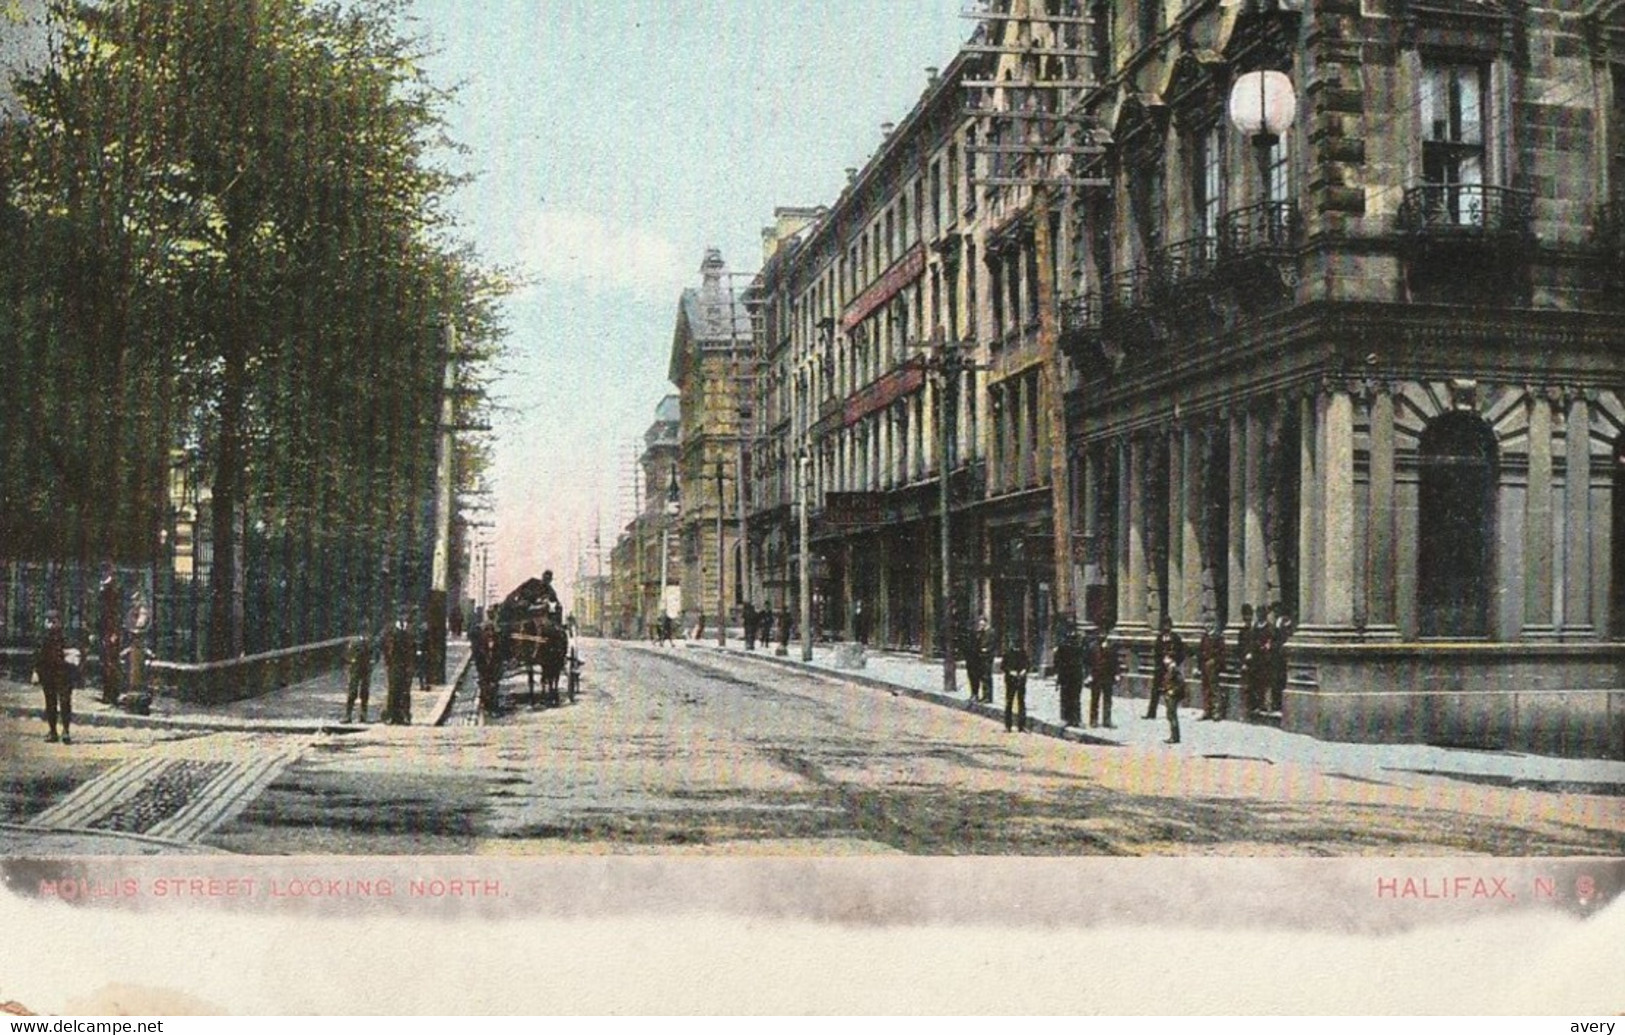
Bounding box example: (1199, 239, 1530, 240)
(512, 609, 569, 707)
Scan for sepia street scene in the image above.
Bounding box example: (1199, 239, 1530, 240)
(3, 0, 1625, 862)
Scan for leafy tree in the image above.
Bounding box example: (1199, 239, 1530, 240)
(3, 0, 507, 656)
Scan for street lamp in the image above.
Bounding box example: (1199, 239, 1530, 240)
(917, 325, 981, 697)
(797, 445, 812, 662)
(660, 464, 679, 629)
(1228, 69, 1297, 203)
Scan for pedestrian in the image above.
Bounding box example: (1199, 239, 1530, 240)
(1144, 616, 1185, 719)
(1160, 638, 1188, 745)
(1001, 641, 1031, 733)
(1088, 625, 1120, 728)
(344, 629, 375, 724)
(473, 620, 503, 715)
(967, 617, 995, 704)
(1269, 605, 1294, 714)
(744, 601, 757, 650)
(759, 606, 774, 650)
(1236, 603, 1259, 715)
(34, 610, 73, 744)
(1052, 623, 1086, 727)
(853, 600, 867, 646)
(1250, 603, 1274, 717)
(120, 590, 151, 710)
(778, 605, 792, 654)
(1198, 621, 1228, 721)
(381, 611, 415, 725)
(695, 614, 705, 642)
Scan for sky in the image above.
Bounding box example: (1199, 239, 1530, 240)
(404, 1, 970, 606)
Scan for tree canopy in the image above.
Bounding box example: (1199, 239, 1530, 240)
(1, 0, 509, 656)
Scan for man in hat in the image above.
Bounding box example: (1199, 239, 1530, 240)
(966, 617, 996, 704)
(343, 627, 375, 724)
(1052, 622, 1086, 728)
(1001, 639, 1031, 733)
(381, 610, 415, 725)
(1145, 616, 1185, 720)
(1198, 620, 1228, 721)
(34, 610, 74, 744)
(1235, 603, 1259, 715)
(97, 568, 121, 704)
(1087, 623, 1120, 729)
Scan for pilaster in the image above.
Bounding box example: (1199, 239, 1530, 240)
(1563, 390, 1594, 639)
(1364, 383, 1399, 638)
(1523, 387, 1557, 639)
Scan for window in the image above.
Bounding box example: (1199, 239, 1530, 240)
(989, 255, 1005, 335)
(1417, 412, 1498, 637)
(1193, 124, 1222, 240)
(1090, 1, 1112, 83)
(1137, 0, 1160, 49)
(1421, 60, 1488, 224)
(930, 160, 943, 235)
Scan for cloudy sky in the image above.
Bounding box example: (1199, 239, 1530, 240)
(406, 1, 969, 605)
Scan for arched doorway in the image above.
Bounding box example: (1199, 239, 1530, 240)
(1417, 412, 1498, 637)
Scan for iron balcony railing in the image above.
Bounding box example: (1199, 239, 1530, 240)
(1396, 183, 1534, 241)
(1103, 264, 1156, 314)
(1152, 235, 1220, 298)
(1219, 199, 1300, 260)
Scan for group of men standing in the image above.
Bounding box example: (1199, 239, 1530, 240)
(956, 601, 1294, 745)
(344, 610, 424, 725)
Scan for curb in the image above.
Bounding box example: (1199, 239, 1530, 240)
(428, 651, 475, 727)
(671, 643, 1123, 749)
(0, 703, 363, 737)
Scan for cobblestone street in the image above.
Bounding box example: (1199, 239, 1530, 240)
(7, 639, 1619, 856)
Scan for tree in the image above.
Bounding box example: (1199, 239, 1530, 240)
(4, 0, 507, 656)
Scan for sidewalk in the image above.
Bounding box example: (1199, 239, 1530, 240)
(0, 642, 471, 735)
(685, 638, 1625, 789)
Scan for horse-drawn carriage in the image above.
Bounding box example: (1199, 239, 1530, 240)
(474, 576, 580, 716)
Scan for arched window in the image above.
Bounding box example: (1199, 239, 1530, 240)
(1417, 412, 1498, 637)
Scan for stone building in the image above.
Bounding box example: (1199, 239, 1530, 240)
(669, 251, 754, 633)
(1060, 0, 1625, 757)
(607, 395, 681, 638)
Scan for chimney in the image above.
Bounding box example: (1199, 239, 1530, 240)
(881, 122, 895, 138)
(846, 167, 858, 185)
(926, 66, 940, 86)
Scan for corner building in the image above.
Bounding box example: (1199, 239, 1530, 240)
(1061, 0, 1625, 757)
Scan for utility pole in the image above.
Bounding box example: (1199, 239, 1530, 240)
(426, 321, 456, 685)
(798, 448, 812, 662)
(715, 458, 727, 646)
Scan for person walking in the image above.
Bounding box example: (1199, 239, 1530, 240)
(758, 606, 774, 650)
(1144, 616, 1184, 720)
(1087, 625, 1119, 728)
(777, 604, 792, 654)
(343, 628, 375, 724)
(1160, 637, 1188, 745)
(1001, 641, 1031, 733)
(1053, 623, 1086, 727)
(1197, 621, 1228, 721)
(853, 600, 867, 646)
(34, 610, 74, 744)
(967, 617, 995, 704)
(472, 620, 504, 715)
(381, 611, 415, 725)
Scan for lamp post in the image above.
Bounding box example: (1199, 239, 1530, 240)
(660, 464, 679, 627)
(1227, 68, 1298, 209)
(920, 326, 978, 697)
(715, 458, 727, 646)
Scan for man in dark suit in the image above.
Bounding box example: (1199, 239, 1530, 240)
(1087, 625, 1120, 729)
(381, 611, 415, 725)
(1001, 641, 1031, 733)
(1052, 624, 1086, 727)
(1198, 621, 1228, 721)
(966, 617, 996, 704)
(1145, 616, 1185, 720)
(35, 610, 74, 744)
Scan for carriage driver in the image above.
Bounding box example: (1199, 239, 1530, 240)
(537, 570, 561, 621)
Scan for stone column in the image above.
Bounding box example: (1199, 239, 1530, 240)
(1227, 411, 1247, 627)
(923, 378, 937, 474)
(1523, 388, 1556, 638)
(1297, 392, 1322, 626)
(1166, 427, 1186, 626)
(1320, 386, 1356, 628)
(1365, 385, 1399, 636)
(1179, 424, 1204, 626)
(1244, 408, 1268, 613)
(1082, 444, 1101, 612)
(1123, 435, 1148, 632)
(1563, 391, 1594, 638)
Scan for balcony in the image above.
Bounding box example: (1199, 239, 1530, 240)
(1152, 235, 1219, 303)
(1396, 183, 1533, 247)
(1219, 200, 1299, 262)
(1101, 265, 1166, 350)
(1058, 291, 1104, 372)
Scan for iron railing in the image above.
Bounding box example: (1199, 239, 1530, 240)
(1152, 235, 1219, 298)
(1396, 183, 1534, 241)
(1220, 199, 1300, 260)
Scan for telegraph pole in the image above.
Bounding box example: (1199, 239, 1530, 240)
(798, 448, 812, 662)
(426, 321, 456, 685)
